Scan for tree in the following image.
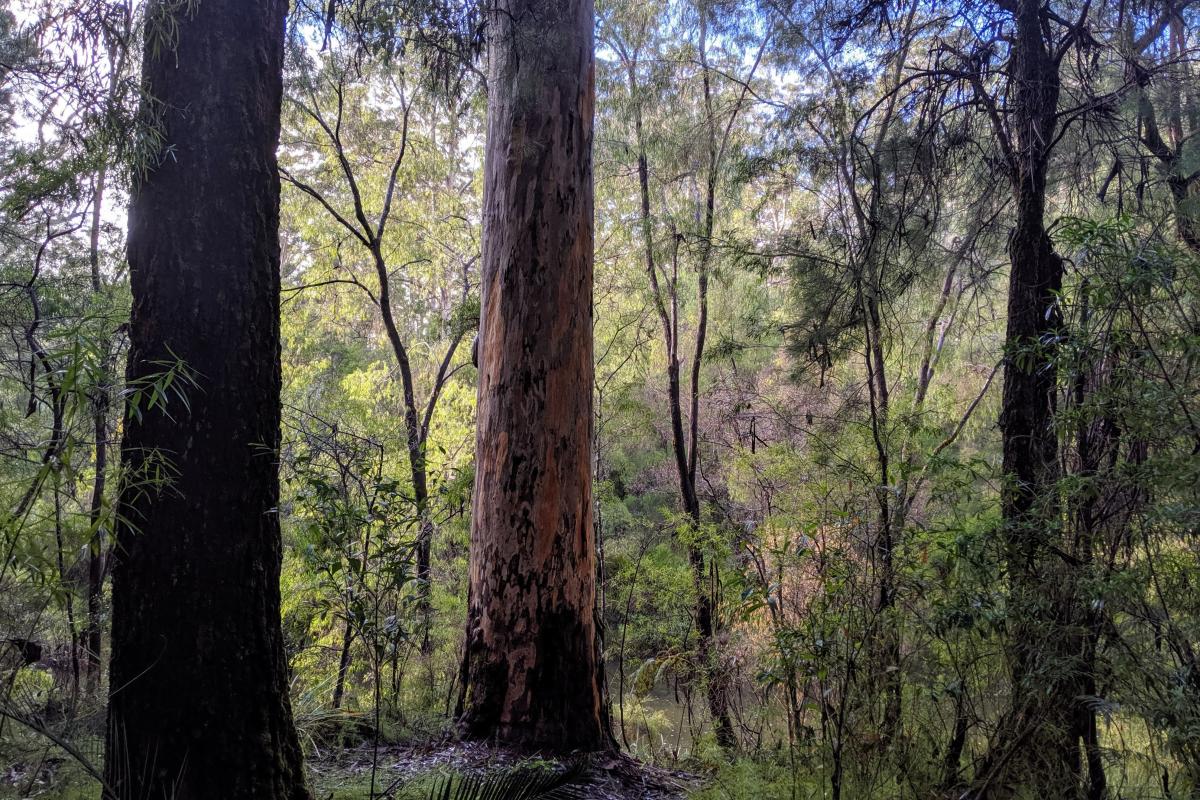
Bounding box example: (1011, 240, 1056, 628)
(83, 0, 134, 698)
(1115, 1, 1200, 255)
(103, 1, 309, 797)
(280, 37, 477, 655)
(953, 1, 1100, 794)
(600, 0, 768, 751)
(456, 0, 610, 751)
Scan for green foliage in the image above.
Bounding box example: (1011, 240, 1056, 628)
(2, 2, 1200, 800)
(423, 762, 589, 800)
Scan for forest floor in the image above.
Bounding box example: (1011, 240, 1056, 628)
(0, 724, 701, 799)
(307, 741, 698, 799)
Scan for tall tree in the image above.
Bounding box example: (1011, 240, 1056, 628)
(103, 1, 309, 797)
(84, 0, 133, 697)
(279, 48, 475, 655)
(456, 0, 610, 751)
(601, 0, 767, 750)
(960, 1, 1100, 795)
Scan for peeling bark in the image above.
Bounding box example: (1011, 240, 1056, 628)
(457, 0, 610, 752)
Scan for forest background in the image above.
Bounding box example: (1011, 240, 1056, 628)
(1, 0, 1199, 798)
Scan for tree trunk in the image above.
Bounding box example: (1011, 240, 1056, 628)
(624, 50, 736, 752)
(371, 244, 437, 654)
(1167, 175, 1200, 255)
(84, 7, 132, 696)
(456, 0, 610, 752)
(104, 2, 309, 797)
(692, 15, 736, 749)
(84, 166, 110, 698)
(863, 292, 901, 740)
(1128, 10, 1199, 256)
(332, 617, 354, 711)
(977, 0, 1087, 794)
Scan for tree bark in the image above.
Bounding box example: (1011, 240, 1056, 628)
(104, 2, 309, 797)
(84, 166, 110, 698)
(456, 0, 610, 752)
(332, 617, 354, 711)
(975, 0, 1088, 794)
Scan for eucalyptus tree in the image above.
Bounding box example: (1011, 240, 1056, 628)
(902, 0, 1114, 793)
(104, 1, 308, 796)
(280, 14, 480, 656)
(975, 4, 1096, 793)
(457, 0, 611, 751)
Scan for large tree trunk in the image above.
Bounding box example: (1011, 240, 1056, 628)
(104, 2, 309, 798)
(456, 0, 610, 752)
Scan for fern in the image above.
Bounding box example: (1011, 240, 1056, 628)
(422, 760, 590, 800)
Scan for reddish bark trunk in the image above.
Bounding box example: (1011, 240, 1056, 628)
(456, 0, 609, 752)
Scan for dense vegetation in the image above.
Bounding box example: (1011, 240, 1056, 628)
(1, 0, 1199, 798)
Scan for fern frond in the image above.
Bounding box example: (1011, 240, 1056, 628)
(424, 759, 590, 800)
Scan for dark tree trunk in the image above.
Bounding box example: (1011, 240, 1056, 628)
(863, 293, 901, 740)
(332, 617, 354, 711)
(1162, 12, 1199, 256)
(692, 16, 736, 749)
(940, 687, 969, 791)
(1129, 11, 1199, 255)
(456, 0, 610, 752)
(83, 372, 107, 696)
(1167, 175, 1200, 255)
(625, 50, 735, 752)
(977, 0, 1088, 794)
(371, 244, 437, 653)
(103, 2, 309, 798)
